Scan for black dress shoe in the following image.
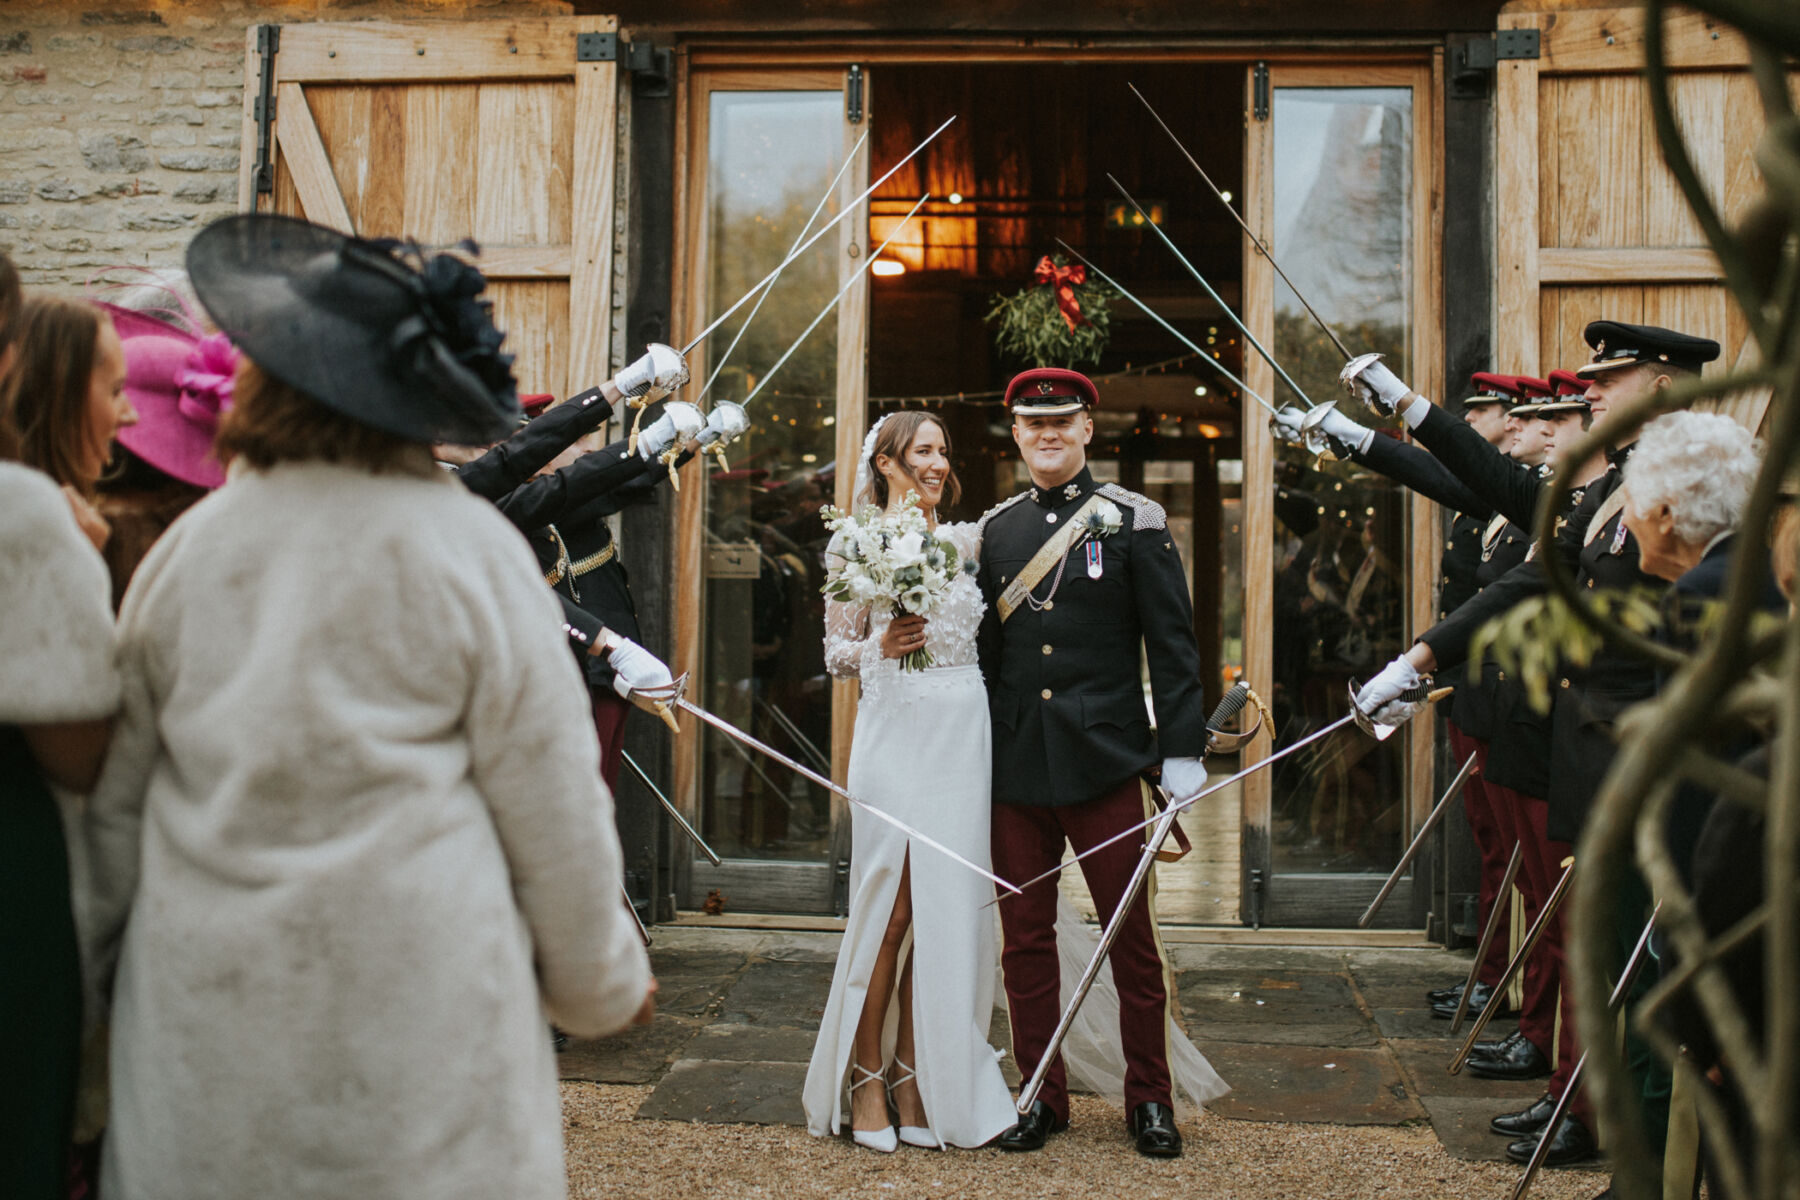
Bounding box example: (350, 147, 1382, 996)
(1490, 1093, 1559, 1136)
(1426, 980, 1467, 1004)
(1470, 1029, 1525, 1062)
(996, 1101, 1068, 1152)
(1129, 1102, 1183, 1158)
(1506, 1115, 1597, 1166)
(1432, 981, 1507, 1019)
(1467, 1035, 1549, 1080)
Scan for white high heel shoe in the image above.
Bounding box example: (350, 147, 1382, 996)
(890, 1060, 938, 1149)
(848, 1064, 897, 1153)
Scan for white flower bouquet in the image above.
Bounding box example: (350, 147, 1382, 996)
(821, 491, 965, 671)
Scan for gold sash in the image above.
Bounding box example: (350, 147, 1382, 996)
(997, 494, 1107, 623)
(1584, 489, 1628, 547)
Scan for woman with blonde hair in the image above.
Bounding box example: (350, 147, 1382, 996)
(83, 214, 653, 1200)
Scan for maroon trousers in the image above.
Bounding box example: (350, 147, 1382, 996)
(591, 689, 630, 793)
(991, 777, 1174, 1120)
(1446, 723, 1513, 987)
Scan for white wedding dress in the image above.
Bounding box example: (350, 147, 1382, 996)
(802, 518, 1228, 1149)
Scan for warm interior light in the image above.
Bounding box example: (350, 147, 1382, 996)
(871, 258, 906, 277)
(1193, 386, 1208, 396)
(1197, 423, 1224, 439)
(947, 192, 964, 205)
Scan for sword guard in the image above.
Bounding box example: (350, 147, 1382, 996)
(1298, 402, 1345, 463)
(627, 673, 689, 729)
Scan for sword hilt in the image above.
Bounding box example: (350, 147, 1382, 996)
(1205, 680, 1251, 731)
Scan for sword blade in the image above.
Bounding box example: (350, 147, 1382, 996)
(1358, 750, 1479, 927)
(675, 697, 1022, 896)
(1450, 840, 1524, 1034)
(1450, 858, 1575, 1074)
(740, 193, 929, 410)
(988, 711, 1361, 905)
(680, 116, 954, 356)
(1052, 239, 1280, 418)
(1128, 82, 1354, 362)
(1107, 174, 1318, 410)
(621, 883, 652, 947)
(1017, 801, 1178, 1114)
(622, 748, 721, 867)
(692, 131, 869, 408)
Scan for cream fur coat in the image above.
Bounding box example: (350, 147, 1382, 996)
(83, 461, 651, 1200)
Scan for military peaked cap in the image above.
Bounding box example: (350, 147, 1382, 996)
(1576, 320, 1720, 377)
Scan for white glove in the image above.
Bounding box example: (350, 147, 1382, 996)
(1339, 352, 1413, 415)
(635, 401, 705, 461)
(1304, 404, 1376, 456)
(608, 637, 675, 701)
(1271, 405, 1307, 445)
(1161, 757, 1210, 803)
(612, 343, 689, 403)
(1352, 653, 1426, 726)
(691, 401, 750, 451)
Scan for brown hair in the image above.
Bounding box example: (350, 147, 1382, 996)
(2, 296, 108, 492)
(214, 357, 431, 476)
(869, 410, 961, 509)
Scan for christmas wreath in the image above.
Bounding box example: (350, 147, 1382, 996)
(986, 253, 1116, 370)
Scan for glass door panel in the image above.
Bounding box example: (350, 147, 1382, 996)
(678, 73, 864, 913)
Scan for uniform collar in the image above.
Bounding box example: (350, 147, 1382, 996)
(1029, 466, 1096, 509)
(1606, 442, 1636, 470)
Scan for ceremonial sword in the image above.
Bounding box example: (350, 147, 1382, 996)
(1357, 750, 1480, 927)
(1507, 905, 1660, 1200)
(990, 683, 1452, 904)
(635, 686, 1021, 897)
(1449, 840, 1524, 1034)
(1107, 175, 1323, 412)
(621, 884, 652, 947)
(622, 747, 721, 867)
(1128, 83, 1353, 362)
(1449, 855, 1575, 1074)
(678, 116, 955, 358)
(690, 131, 869, 410)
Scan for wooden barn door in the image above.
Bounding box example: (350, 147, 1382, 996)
(1495, 6, 1781, 430)
(235, 17, 623, 400)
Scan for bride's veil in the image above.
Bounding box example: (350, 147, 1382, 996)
(849, 412, 892, 511)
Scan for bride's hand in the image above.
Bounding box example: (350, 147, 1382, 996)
(881, 614, 928, 660)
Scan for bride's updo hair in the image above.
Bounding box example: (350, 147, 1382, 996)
(869, 410, 961, 509)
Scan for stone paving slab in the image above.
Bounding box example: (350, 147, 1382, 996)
(687, 1023, 818, 1064)
(636, 1059, 809, 1125)
(1197, 1042, 1425, 1126)
(716, 961, 834, 1030)
(1370, 1006, 1462, 1041)
(1387, 1038, 1544, 1102)
(559, 1016, 704, 1085)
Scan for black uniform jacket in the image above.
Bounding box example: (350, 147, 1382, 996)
(1473, 516, 1552, 799)
(976, 467, 1210, 809)
(1351, 428, 1496, 698)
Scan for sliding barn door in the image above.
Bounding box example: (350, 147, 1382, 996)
(236, 16, 623, 399)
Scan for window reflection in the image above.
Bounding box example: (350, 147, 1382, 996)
(1268, 87, 1412, 873)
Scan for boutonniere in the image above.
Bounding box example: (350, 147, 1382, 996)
(1080, 499, 1124, 538)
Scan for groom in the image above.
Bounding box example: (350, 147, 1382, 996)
(976, 368, 1213, 1158)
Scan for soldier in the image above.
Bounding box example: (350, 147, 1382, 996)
(976, 368, 1213, 1159)
(1273, 371, 1529, 1016)
(1348, 320, 1721, 1167)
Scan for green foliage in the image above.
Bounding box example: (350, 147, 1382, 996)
(1469, 587, 1669, 714)
(985, 254, 1117, 369)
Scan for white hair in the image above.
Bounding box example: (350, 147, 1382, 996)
(1623, 411, 1761, 546)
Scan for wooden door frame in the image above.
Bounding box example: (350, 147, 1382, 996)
(1241, 57, 1445, 927)
(670, 64, 869, 911)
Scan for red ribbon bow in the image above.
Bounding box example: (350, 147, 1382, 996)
(1034, 255, 1088, 334)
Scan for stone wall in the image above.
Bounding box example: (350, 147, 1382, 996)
(0, 1, 569, 290)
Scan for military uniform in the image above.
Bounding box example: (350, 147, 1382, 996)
(977, 369, 1210, 1128)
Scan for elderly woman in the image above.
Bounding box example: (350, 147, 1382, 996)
(1621, 410, 1763, 588)
(83, 214, 653, 1200)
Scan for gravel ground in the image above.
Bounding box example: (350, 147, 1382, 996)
(562, 1084, 1608, 1200)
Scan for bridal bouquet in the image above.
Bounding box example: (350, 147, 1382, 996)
(821, 491, 964, 671)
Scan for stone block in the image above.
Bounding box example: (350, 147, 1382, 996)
(203, 69, 244, 88)
(0, 181, 32, 204)
(14, 91, 74, 107)
(36, 180, 93, 203)
(147, 108, 203, 126)
(636, 1059, 809, 1125)
(82, 9, 168, 24)
(51, 209, 112, 232)
(0, 211, 44, 230)
(0, 33, 32, 56)
(206, 132, 240, 149)
(148, 71, 193, 89)
(122, 212, 192, 232)
(151, 128, 197, 148)
(44, 35, 103, 54)
(173, 180, 231, 203)
(95, 180, 161, 199)
(12, 65, 47, 84)
(158, 151, 235, 172)
(116, 36, 195, 56)
(194, 91, 237, 108)
(42, 235, 94, 253)
(82, 133, 151, 174)
(0, 128, 72, 153)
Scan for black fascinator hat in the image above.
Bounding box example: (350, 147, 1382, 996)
(186, 213, 521, 445)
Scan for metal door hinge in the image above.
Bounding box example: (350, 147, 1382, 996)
(252, 24, 280, 195)
(1251, 61, 1270, 122)
(846, 64, 865, 125)
(578, 32, 665, 73)
(1459, 29, 1541, 71)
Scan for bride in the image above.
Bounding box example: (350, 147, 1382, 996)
(802, 410, 1013, 1152)
(802, 412, 1227, 1153)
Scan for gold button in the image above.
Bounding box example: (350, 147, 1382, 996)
(1497, 670, 1506, 681)
(1043, 600, 1054, 611)
(1586, 578, 1595, 588)
(1042, 644, 1053, 655)
(1560, 678, 1571, 689)
(1041, 688, 1053, 700)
